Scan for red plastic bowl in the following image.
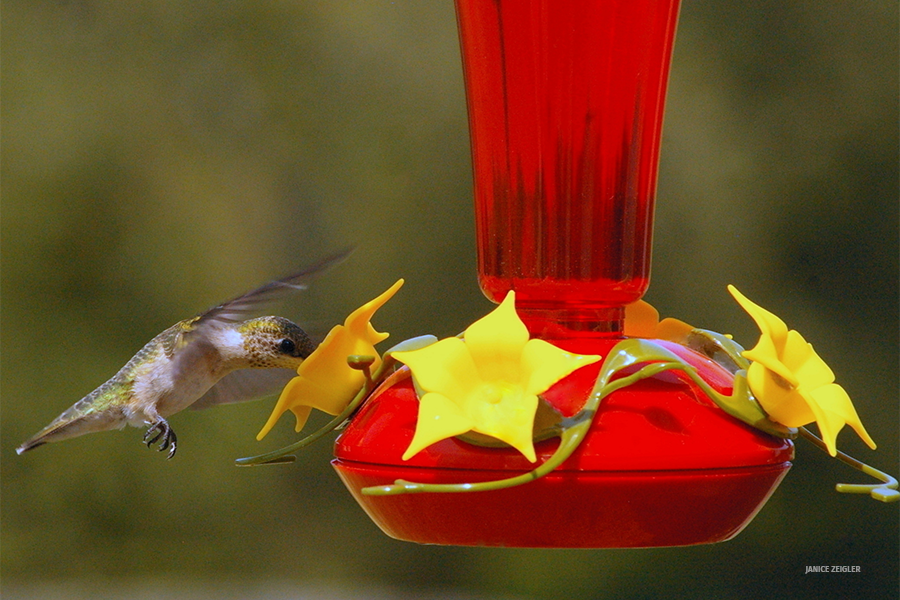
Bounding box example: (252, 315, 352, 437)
(332, 338, 793, 548)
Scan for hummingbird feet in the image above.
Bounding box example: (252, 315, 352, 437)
(144, 419, 178, 459)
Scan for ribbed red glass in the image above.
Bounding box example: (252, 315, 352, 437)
(456, 0, 681, 336)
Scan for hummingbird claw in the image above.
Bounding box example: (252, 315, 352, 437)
(144, 420, 178, 459)
(143, 427, 163, 446)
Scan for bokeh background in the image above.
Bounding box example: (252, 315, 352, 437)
(2, 1, 897, 599)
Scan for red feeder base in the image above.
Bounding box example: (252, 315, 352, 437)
(332, 338, 794, 548)
(333, 461, 789, 548)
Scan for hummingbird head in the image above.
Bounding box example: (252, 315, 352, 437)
(238, 316, 316, 369)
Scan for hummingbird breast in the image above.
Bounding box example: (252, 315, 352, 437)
(125, 328, 231, 422)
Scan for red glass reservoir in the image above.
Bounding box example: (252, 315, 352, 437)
(458, 0, 681, 334)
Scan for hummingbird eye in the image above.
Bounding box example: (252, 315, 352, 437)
(278, 338, 296, 355)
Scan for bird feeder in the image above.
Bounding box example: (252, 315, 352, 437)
(330, 0, 795, 547)
(243, 0, 895, 549)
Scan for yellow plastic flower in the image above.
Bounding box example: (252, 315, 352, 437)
(256, 279, 404, 440)
(728, 285, 876, 456)
(393, 292, 601, 462)
(623, 299, 694, 342)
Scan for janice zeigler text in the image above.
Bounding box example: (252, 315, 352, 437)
(805, 565, 861, 574)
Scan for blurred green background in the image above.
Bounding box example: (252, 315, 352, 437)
(2, 1, 897, 599)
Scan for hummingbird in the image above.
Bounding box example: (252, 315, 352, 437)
(16, 250, 349, 459)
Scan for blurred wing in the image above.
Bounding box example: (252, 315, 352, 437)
(166, 249, 350, 379)
(191, 368, 297, 409)
(196, 248, 351, 326)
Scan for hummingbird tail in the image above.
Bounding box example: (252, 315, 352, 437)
(16, 409, 126, 455)
(16, 420, 82, 455)
(15, 438, 47, 455)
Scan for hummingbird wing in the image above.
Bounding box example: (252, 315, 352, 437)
(168, 249, 350, 407)
(165, 248, 352, 358)
(192, 248, 352, 326)
(190, 368, 297, 410)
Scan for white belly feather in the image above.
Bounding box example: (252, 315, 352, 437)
(125, 326, 246, 426)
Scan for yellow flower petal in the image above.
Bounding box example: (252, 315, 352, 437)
(395, 291, 601, 463)
(731, 285, 876, 455)
(520, 338, 601, 395)
(393, 337, 481, 399)
(623, 300, 694, 343)
(782, 330, 834, 389)
(728, 285, 789, 349)
(257, 279, 403, 440)
(467, 384, 538, 462)
(804, 384, 877, 456)
(655, 318, 695, 344)
(289, 405, 313, 434)
(275, 378, 314, 431)
(623, 300, 661, 338)
(748, 362, 815, 426)
(401, 393, 473, 460)
(465, 292, 529, 383)
(743, 334, 798, 386)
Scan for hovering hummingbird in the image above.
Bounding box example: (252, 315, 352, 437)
(16, 251, 349, 459)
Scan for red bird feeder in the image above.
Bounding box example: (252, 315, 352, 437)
(330, 0, 795, 547)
